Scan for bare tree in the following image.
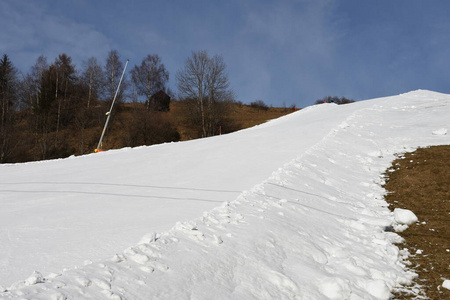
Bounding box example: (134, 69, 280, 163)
(314, 96, 355, 105)
(23, 55, 52, 159)
(131, 54, 169, 110)
(177, 50, 208, 136)
(81, 57, 103, 108)
(73, 57, 103, 154)
(105, 50, 127, 104)
(26, 55, 48, 112)
(52, 53, 77, 145)
(176, 50, 234, 137)
(204, 54, 234, 136)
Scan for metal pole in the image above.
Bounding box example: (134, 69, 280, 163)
(96, 59, 129, 152)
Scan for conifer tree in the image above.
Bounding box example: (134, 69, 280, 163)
(0, 54, 18, 162)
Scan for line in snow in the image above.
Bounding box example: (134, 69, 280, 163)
(0, 182, 241, 193)
(0, 190, 225, 203)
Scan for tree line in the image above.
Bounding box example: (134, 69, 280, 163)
(0, 49, 236, 163)
(314, 96, 355, 105)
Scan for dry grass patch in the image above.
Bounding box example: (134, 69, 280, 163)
(384, 145, 450, 299)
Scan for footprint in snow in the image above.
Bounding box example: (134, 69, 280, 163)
(130, 253, 150, 265)
(266, 270, 298, 293)
(92, 278, 111, 290)
(75, 276, 91, 287)
(212, 234, 223, 244)
(140, 266, 154, 273)
(49, 292, 67, 300)
(102, 290, 122, 300)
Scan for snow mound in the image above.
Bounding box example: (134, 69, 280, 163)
(394, 208, 418, 225)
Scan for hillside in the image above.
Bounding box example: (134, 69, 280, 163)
(171, 101, 295, 141)
(0, 90, 449, 299)
(10, 101, 294, 163)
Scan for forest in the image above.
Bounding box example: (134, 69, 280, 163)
(0, 50, 293, 163)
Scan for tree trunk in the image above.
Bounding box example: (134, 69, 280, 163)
(55, 73, 60, 148)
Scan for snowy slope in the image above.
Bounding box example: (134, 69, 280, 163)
(0, 90, 449, 299)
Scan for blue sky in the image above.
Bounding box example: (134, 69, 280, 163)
(1, 0, 450, 107)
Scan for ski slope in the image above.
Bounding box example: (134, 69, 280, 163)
(0, 90, 449, 299)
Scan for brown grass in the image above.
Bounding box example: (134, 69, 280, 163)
(74, 101, 294, 152)
(383, 145, 450, 299)
(169, 101, 295, 141)
(10, 100, 295, 162)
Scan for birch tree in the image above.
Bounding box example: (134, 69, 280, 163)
(105, 50, 127, 104)
(24, 56, 51, 159)
(82, 57, 103, 108)
(130, 54, 168, 110)
(176, 50, 234, 137)
(52, 53, 77, 144)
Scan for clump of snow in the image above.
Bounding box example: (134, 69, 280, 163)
(393, 223, 410, 232)
(366, 279, 391, 298)
(338, 121, 350, 129)
(138, 232, 158, 244)
(319, 278, 351, 299)
(443, 280, 450, 290)
(394, 208, 418, 225)
(27, 272, 43, 285)
(432, 128, 447, 135)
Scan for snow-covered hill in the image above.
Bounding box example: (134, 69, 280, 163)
(0, 90, 449, 299)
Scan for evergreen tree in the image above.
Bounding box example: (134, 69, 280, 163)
(52, 54, 78, 136)
(0, 54, 19, 162)
(21, 55, 49, 159)
(23, 54, 79, 159)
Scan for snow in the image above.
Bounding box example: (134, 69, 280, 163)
(443, 279, 450, 290)
(0, 89, 449, 299)
(432, 128, 447, 135)
(394, 208, 419, 225)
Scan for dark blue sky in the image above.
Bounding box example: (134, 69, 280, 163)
(1, 0, 450, 107)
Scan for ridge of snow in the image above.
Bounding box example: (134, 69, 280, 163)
(1, 90, 449, 299)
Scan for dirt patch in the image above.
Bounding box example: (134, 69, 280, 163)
(383, 145, 450, 299)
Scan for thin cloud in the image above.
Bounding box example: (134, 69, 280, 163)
(230, 0, 345, 104)
(0, 0, 111, 71)
(3, 0, 450, 107)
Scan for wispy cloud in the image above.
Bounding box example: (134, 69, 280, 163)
(0, 0, 112, 72)
(226, 0, 345, 104)
(2, 0, 450, 106)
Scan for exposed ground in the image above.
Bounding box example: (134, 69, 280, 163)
(384, 145, 450, 299)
